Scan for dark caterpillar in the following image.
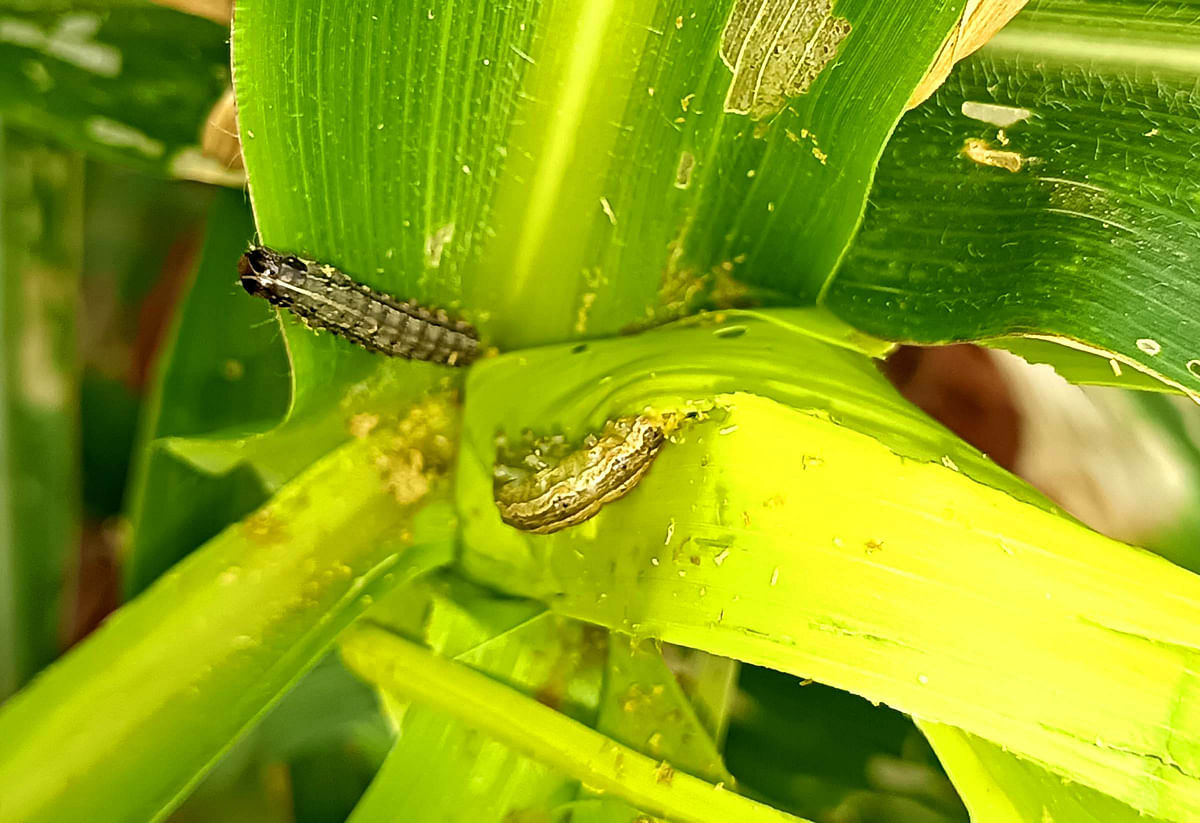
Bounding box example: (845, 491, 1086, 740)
(238, 246, 479, 366)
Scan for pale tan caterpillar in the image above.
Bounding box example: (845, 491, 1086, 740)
(494, 413, 685, 534)
(238, 246, 479, 365)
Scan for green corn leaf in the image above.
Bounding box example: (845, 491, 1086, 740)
(458, 309, 1200, 820)
(123, 190, 458, 593)
(0, 127, 81, 696)
(984, 337, 1183, 393)
(233, 0, 968, 351)
(919, 721, 1165, 823)
(4, 0, 1191, 819)
(0, 2, 236, 183)
(0, 414, 456, 823)
(825, 0, 1200, 398)
(348, 577, 740, 823)
(121, 189, 286, 594)
(341, 622, 805, 823)
(347, 587, 606, 823)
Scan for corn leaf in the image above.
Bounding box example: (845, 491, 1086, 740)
(0, 1, 235, 182)
(0, 420, 455, 822)
(233, 0, 968, 350)
(826, 0, 1200, 398)
(0, 128, 81, 696)
(458, 310, 1200, 820)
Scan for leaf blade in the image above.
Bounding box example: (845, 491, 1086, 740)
(457, 310, 1200, 819)
(0, 3, 236, 183)
(825, 0, 1200, 397)
(0, 128, 81, 695)
(0, 418, 455, 823)
(233, 0, 970, 350)
(341, 622, 807, 823)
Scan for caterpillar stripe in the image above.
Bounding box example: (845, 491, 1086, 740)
(494, 415, 675, 534)
(238, 246, 479, 366)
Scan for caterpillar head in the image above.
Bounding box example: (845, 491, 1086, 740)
(237, 246, 281, 296)
(238, 246, 309, 296)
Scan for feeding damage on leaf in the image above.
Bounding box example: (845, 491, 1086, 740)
(907, 0, 1029, 110)
(720, 0, 851, 119)
(368, 395, 460, 505)
(962, 138, 1034, 172)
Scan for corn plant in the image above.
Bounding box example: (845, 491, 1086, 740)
(0, 0, 1198, 821)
